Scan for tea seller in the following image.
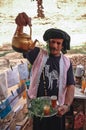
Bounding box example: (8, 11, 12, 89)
(13, 12, 75, 130)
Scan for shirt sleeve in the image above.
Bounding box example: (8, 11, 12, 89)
(23, 47, 40, 65)
(66, 62, 75, 86)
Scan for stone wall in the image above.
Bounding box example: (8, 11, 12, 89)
(0, 45, 86, 73)
(67, 54, 86, 70)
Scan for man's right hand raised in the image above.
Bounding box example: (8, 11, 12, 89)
(15, 12, 32, 27)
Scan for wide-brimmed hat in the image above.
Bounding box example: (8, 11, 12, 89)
(43, 28, 70, 53)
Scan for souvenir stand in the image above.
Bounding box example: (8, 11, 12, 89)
(0, 60, 32, 130)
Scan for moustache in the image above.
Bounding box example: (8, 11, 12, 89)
(49, 47, 57, 51)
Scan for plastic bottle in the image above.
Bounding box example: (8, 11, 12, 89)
(81, 76, 86, 93)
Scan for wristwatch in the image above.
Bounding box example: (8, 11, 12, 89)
(64, 104, 70, 111)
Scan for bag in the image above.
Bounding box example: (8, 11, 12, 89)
(74, 111, 85, 129)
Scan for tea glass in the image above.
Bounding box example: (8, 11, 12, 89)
(51, 95, 57, 108)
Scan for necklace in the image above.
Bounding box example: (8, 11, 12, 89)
(42, 68, 47, 96)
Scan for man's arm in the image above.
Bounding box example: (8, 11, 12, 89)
(58, 85, 75, 116)
(23, 47, 40, 65)
(64, 85, 75, 107)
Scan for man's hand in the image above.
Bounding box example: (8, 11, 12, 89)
(15, 12, 32, 26)
(58, 104, 69, 116)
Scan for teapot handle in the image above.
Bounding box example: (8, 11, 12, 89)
(29, 26, 32, 39)
(14, 26, 23, 36)
(14, 25, 32, 39)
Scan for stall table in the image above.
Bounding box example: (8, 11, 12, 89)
(74, 87, 86, 130)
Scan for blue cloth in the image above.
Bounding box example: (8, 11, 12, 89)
(0, 99, 11, 119)
(25, 80, 30, 89)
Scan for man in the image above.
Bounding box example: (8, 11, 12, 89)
(13, 12, 75, 130)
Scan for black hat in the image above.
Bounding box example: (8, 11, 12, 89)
(43, 28, 70, 53)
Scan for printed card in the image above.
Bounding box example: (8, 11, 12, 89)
(7, 91, 19, 109)
(18, 62, 29, 80)
(6, 66, 20, 88)
(0, 72, 8, 100)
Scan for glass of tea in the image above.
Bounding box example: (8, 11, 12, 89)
(43, 105, 50, 115)
(51, 95, 57, 108)
(81, 77, 86, 93)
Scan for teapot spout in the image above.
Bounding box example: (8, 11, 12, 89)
(34, 39, 39, 45)
(32, 39, 39, 47)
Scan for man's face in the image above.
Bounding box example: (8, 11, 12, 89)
(49, 38, 64, 56)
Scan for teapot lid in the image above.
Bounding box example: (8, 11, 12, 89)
(76, 64, 84, 69)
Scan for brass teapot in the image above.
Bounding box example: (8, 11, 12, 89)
(12, 26, 37, 52)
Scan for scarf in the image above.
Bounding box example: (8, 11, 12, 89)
(28, 49, 70, 105)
